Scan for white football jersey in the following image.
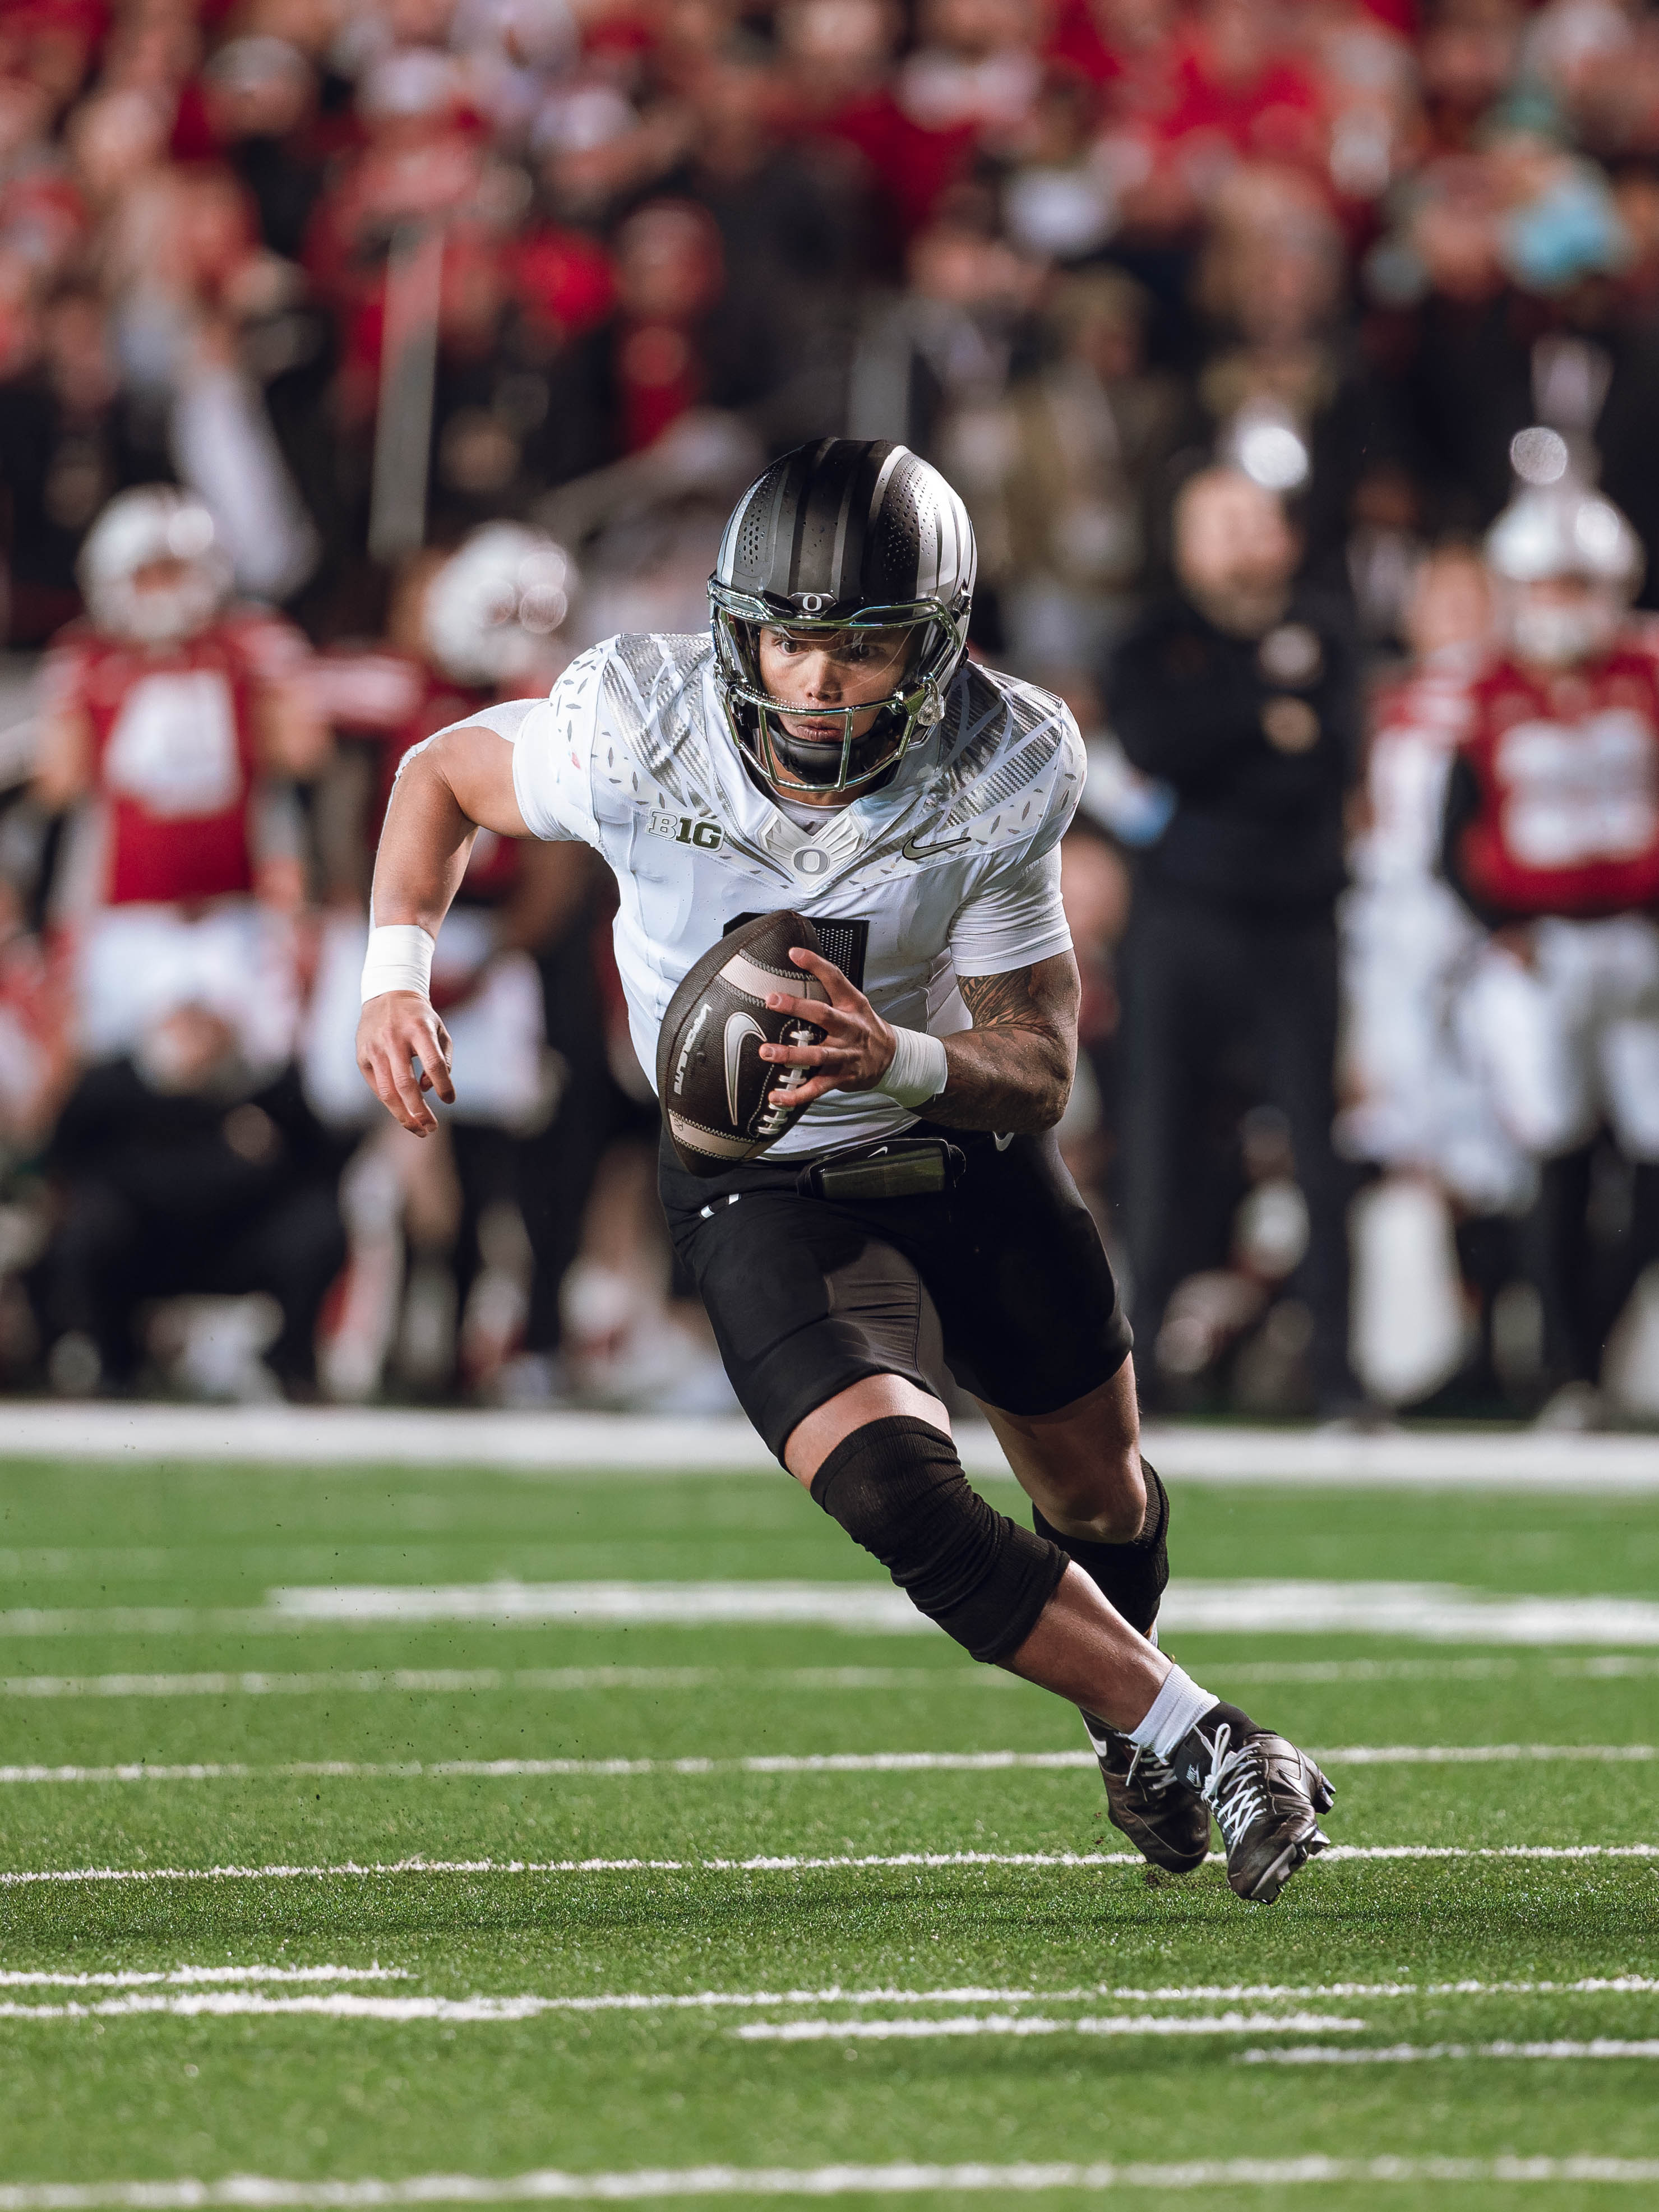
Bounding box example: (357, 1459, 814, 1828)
(455, 631, 1082, 1153)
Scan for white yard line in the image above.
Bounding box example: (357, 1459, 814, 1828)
(0, 1993, 662, 2024)
(0, 1745, 1644, 1787)
(1, 2156, 1657, 2204)
(6, 1400, 1659, 1490)
(7, 1977, 1654, 2021)
(0, 2000, 1362, 2032)
(1245, 2040, 1659, 2065)
(0, 1609, 264, 1638)
(0, 1656, 1649, 1699)
(1214, 1655, 1659, 1683)
(731, 2012, 1369, 2043)
(254, 1578, 1659, 1646)
(0, 1844, 1653, 1886)
(10, 1574, 1659, 1646)
(0, 1966, 402, 1989)
(427, 1977, 1659, 2011)
(1314, 1744, 1655, 1764)
(11, 1577, 1659, 1645)
(0, 1668, 996, 1701)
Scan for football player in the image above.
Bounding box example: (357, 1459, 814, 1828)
(356, 438, 1335, 1902)
(305, 522, 583, 1133)
(304, 523, 593, 1398)
(1444, 469, 1659, 1405)
(33, 485, 325, 1074)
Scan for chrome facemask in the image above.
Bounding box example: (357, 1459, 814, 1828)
(709, 583, 969, 796)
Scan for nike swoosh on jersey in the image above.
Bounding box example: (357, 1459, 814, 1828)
(724, 1011, 766, 1124)
(900, 829, 972, 862)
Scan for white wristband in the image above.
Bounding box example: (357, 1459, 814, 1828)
(361, 923, 435, 1004)
(876, 1025, 949, 1109)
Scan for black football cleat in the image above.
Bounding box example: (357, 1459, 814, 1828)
(1196, 1724, 1335, 1904)
(1084, 1715, 1212, 1874)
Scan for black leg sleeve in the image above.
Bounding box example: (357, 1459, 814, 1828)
(1031, 1459, 1169, 1639)
(812, 1415, 1067, 1664)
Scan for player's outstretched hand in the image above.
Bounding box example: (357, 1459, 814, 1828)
(357, 991, 456, 1137)
(760, 946, 898, 1109)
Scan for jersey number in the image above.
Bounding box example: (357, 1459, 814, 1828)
(1496, 711, 1659, 869)
(103, 671, 243, 819)
(726, 911, 870, 990)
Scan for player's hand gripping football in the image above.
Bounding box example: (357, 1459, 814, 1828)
(357, 991, 456, 1137)
(760, 947, 898, 1110)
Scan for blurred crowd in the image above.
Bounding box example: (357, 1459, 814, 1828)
(1, 0, 1658, 1419)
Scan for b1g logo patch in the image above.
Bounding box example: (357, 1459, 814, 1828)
(649, 812, 724, 851)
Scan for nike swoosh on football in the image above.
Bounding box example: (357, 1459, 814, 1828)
(724, 1012, 766, 1125)
(900, 830, 971, 862)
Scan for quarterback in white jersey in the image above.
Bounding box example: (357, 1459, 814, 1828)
(357, 438, 1334, 1905)
(467, 626, 1079, 1157)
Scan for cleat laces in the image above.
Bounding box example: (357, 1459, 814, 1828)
(1125, 1742, 1186, 1798)
(1198, 1724, 1269, 1850)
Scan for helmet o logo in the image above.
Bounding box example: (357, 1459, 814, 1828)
(793, 846, 829, 875)
(793, 592, 833, 614)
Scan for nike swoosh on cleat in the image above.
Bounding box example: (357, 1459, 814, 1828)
(900, 830, 972, 862)
(724, 1012, 766, 1125)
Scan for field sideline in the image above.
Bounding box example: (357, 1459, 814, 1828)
(0, 1413, 1654, 2209)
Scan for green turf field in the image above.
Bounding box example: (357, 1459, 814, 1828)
(0, 1448, 1655, 2209)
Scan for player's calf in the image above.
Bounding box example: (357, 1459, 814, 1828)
(1032, 1460, 1170, 1637)
(810, 1418, 1333, 1903)
(1033, 1461, 1212, 1873)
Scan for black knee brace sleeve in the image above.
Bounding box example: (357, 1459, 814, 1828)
(1032, 1459, 1169, 1638)
(810, 1416, 1066, 1665)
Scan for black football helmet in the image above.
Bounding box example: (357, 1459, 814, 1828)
(709, 439, 977, 796)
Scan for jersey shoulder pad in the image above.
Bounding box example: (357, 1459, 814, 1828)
(309, 646, 427, 733)
(579, 631, 721, 801)
(1455, 649, 1534, 738)
(928, 662, 1084, 853)
(1620, 612, 1659, 662)
(219, 605, 310, 679)
(1373, 651, 1480, 745)
(36, 620, 108, 712)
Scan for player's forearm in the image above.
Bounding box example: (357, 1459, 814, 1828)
(928, 1028, 1074, 1132)
(369, 746, 479, 936)
(31, 708, 91, 814)
(925, 956, 1079, 1134)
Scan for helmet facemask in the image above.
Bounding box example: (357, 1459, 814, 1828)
(1505, 577, 1624, 669)
(710, 585, 969, 797)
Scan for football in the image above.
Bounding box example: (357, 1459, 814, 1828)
(656, 910, 830, 1176)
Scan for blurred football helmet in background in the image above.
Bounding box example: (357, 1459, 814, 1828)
(422, 524, 578, 688)
(1486, 435, 1643, 668)
(78, 487, 234, 646)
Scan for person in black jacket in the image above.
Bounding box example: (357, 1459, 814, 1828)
(41, 1006, 348, 1397)
(1108, 465, 1362, 1411)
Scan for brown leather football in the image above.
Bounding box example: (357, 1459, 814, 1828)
(656, 911, 830, 1176)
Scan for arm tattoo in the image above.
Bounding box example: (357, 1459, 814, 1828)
(925, 954, 1080, 1133)
(958, 967, 1059, 1033)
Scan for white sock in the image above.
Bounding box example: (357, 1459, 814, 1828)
(1127, 1665, 1218, 1762)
